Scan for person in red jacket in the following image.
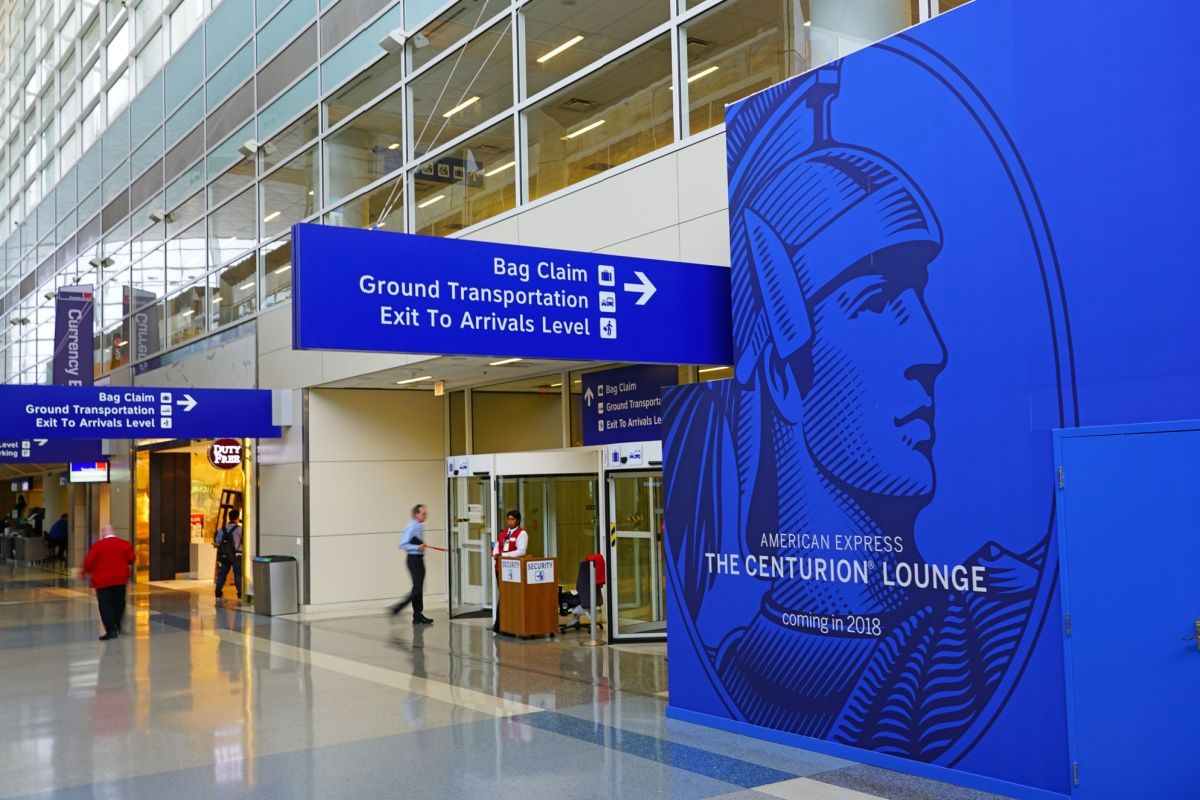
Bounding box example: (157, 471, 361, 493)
(81, 525, 135, 641)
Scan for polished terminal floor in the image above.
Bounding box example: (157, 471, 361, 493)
(0, 566, 1009, 800)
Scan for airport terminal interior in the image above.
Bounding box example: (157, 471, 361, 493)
(0, 0, 1101, 797)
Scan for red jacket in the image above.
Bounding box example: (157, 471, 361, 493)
(82, 536, 135, 589)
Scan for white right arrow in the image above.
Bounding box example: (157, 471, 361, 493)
(622, 271, 657, 305)
(584, 388, 595, 407)
(33, 439, 48, 446)
(176, 393, 198, 412)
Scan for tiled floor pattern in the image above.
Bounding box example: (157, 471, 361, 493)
(0, 566, 1010, 799)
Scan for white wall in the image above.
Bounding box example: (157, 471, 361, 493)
(472, 393, 562, 453)
(460, 130, 731, 267)
(306, 388, 446, 608)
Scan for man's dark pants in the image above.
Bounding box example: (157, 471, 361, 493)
(391, 554, 425, 619)
(216, 555, 243, 598)
(96, 584, 126, 637)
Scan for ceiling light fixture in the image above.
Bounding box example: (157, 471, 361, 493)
(238, 281, 255, 290)
(395, 375, 433, 385)
(88, 256, 114, 269)
(488, 357, 522, 366)
(561, 119, 605, 140)
(804, 19, 812, 27)
(272, 264, 292, 274)
(441, 96, 480, 118)
(484, 160, 515, 176)
(687, 65, 720, 83)
(417, 194, 445, 209)
(387, 142, 401, 150)
(263, 210, 282, 223)
(698, 366, 728, 374)
(536, 34, 584, 64)
(180, 309, 195, 317)
(550, 382, 563, 388)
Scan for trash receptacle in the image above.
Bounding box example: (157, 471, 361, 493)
(252, 556, 299, 616)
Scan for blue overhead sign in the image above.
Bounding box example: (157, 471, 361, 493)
(291, 224, 733, 365)
(0, 386, 280, 439)
(581, 365, 677, 445)
(0, 438, 103, 463)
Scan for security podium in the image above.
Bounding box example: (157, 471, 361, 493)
(498, 556, 558, 638)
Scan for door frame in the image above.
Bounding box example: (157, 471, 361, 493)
(604, 469, 666, 642)
(446, 454, 496, 618)
(1053, 418, 1200, 797)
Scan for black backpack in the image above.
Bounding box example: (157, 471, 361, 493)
(216, 524, 239, 563)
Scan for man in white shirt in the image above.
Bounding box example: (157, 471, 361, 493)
(491, 510, 527, 634)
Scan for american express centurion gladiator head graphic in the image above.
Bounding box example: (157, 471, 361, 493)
(664, 49, 1072, 778)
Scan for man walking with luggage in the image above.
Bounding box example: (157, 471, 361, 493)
(80, 525, 135, 641)
(390, 504, 433, 625)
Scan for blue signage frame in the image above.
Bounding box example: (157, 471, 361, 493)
(0, 438, 104, 464)
(291, 223, 733, 366)
(581, 365, 677, 446)
(0, 386, 280, 439)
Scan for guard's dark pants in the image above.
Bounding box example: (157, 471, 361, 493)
(96, 584, 126, 637)
(391, 555, 425, 619)
(215, 555, 243, 598)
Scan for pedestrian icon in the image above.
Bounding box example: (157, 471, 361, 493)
(600, 318, 617, 339)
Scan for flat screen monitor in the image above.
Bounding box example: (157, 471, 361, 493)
(69, 462, 110, 484)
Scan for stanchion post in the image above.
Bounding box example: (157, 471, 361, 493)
(581, 559, 604, 647)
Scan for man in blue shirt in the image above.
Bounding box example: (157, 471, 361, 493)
(47, 513, 69, 563)
(390, 504, 432, 625)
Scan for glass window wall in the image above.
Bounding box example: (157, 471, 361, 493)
(210, 250, 257, 328)
(410, 17, 512, 158)
(325, 174, 403, 231)
(208, 185, 256, 266)
(166, 278, 207, 347)
(260, 145, 318, 239)
(522, 0, 668, 98)
(260, 235, 291, 307)
(324, 87, 403, 206)
(413, 118, 514, 236)
(410, 0, 508, 72)
(525, 34, 672, 201)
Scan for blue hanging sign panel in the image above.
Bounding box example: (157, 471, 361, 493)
(0, 386, 281, 439)
(581, 364, 678, 445)
(291, 224, 733, 366)
(0, 438, 103, 463)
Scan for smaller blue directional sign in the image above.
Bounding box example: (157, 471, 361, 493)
(0, 385, 280, 439)
(582, 364, 678, 445)
(0, 438, 103, 463)
(292, 224, 733, 365)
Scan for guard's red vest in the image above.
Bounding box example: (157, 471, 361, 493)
(497, 527, 525, 554)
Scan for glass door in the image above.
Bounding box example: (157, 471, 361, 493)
(607, 471, 665, 637)
(449, 474, 492, 617)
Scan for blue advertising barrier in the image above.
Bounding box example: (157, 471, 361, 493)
(0, 438, 103, 463)
(291, 224, 733, 366)
(660, 0, 1200, 798)
(0, 386, 280, 439)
